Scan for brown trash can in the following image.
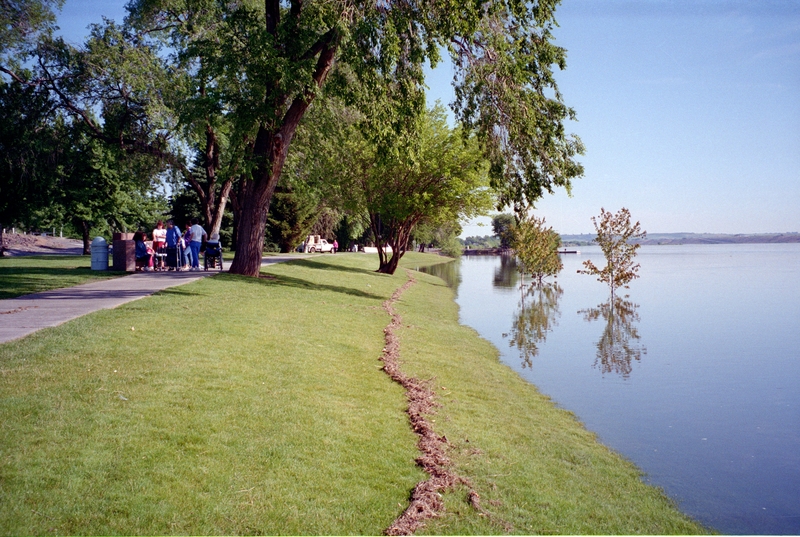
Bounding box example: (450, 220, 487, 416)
(112, 232, 136, 272)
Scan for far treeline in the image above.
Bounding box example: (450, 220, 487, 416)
(561, 232, 800, 246)
(1, 0, 585, 275)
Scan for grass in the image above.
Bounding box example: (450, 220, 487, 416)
(0, 255, 124, 299)
(0, 253, 710, 534)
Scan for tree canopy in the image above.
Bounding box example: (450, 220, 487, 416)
(579, 207, 646, 299)
(2, 0, 584, 274)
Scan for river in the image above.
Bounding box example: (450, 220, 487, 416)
(421, 244, 800, 535)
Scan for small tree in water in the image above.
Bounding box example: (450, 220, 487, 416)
(579, 207, 646, 299)
(512, 215, 563, 287)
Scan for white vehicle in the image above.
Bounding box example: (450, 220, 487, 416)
(305, 235, 335, 253)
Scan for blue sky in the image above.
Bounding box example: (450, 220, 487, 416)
(56, 1, 800, 235)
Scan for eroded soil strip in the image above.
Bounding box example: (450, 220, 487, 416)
(382, 271, 464, 536)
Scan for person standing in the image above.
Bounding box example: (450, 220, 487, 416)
(333, 239, 338, 253)
(152, 220, 167, 270)
(189, 218, 207, 271)
(182, 222, 193, 269)
(165, 220, 182, 270)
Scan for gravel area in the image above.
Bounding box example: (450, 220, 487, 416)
(1, 233, 84, 256)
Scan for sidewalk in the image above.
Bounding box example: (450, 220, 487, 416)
(0, 271, 214, 344)
(0, 255, 320, 344)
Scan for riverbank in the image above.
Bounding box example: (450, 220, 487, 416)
(0, 253, 708, 534)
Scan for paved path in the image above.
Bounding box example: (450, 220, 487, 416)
(0, 271, 214, 344)
(0, 254, 324, 345)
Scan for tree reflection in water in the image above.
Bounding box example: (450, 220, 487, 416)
(579, 298, 647, 378)
(503, 282, 563, 368)
(493, 253, 519, 289)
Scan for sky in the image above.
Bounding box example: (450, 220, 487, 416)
(55, 1, 800, 235)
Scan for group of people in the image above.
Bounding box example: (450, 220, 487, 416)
(134, 218, 209, 271)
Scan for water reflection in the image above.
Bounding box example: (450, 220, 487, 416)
(579, 298, 647, 378)
(493, 254, 519, 289)
(417, 260, 461, 289)
(503, 282, 563, 368)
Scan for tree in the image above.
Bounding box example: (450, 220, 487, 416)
(512, 214, 562, 287)
(492, 213, 516, 249)
(578, 207, 646, 299)
(335, 106, 493, 274)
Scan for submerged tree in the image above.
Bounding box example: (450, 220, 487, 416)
(512, 214, 562, 287)
(579, 207, 646, 299)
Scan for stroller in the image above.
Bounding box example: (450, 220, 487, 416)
(203, 237, 224, 271)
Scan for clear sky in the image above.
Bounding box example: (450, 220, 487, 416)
(55, 1, 800, 235)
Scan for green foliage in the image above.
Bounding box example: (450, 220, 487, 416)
(450, 1, 585, 214)
(512, 214, 562, 286)
(266, 181, 318, 253)
(329, 105, 493, 273)
(579, 207, 647, 299)
(463, 235, 500, 249)
(491, 213, 516, 248)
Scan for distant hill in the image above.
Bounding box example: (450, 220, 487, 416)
(560, 232, 800, 246)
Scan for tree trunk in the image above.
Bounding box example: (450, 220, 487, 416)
(80, 220, 91, 255)
(227, 32, 337, 276)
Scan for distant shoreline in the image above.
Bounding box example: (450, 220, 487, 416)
(560, 232, 800, 246)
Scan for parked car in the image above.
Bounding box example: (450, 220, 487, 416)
(305, 236, 334, 253)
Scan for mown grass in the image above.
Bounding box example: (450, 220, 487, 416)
(0, 255, 123, 299)
(0, 252, 709, 534)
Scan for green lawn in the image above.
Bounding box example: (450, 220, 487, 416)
(0, 253, 709, 535)
(0, 255, 124, 299)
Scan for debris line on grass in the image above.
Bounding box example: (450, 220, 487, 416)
(381, 270, 473, 536)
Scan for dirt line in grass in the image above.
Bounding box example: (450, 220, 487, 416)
(381, 270, 472, 536)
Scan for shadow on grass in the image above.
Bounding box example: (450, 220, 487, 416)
(218, 272, 385, 301)
(0, 266, 125, 300)
(280, 257, 383, 276)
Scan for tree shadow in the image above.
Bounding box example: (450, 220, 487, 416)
(220, 272, 384, 300)
(503, 282, 563, 369)
(278, 258, 381, 277)
(579, 297, 647, 379)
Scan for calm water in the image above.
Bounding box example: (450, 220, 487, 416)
(422, 244, 800, 535)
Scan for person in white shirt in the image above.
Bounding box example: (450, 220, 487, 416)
(189, 218, 207, 270)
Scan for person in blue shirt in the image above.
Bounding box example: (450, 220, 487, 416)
(165, 220, 183, 271)
(133, 231, 154, 271)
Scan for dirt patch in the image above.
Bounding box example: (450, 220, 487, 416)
(381, 270, 471, 536)
(1, 233, 84, 256)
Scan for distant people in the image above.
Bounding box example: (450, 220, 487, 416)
(189, 218, 207, 271)
(165, 220, 182, 271)
(133, 231, 154, 271)
(152, 220, 166, 270)
(333, 239, 338, 253)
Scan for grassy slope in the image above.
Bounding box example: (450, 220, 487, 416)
(0, 255, 123, 299)
(0, 253, 708, 534)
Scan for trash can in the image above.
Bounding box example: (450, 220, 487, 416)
(112, 232, 136, 272)
(91, 237, 109, 270)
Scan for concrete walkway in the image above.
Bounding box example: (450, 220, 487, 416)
(0, 271, 214, 344)
(0, 254, 323, 345)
